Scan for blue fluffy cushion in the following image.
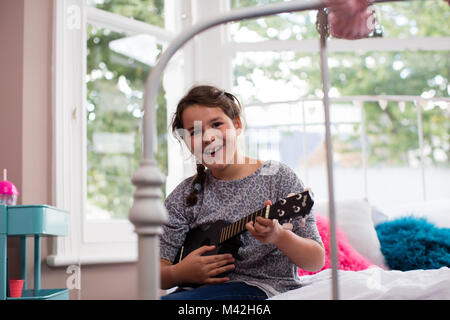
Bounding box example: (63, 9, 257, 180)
(375, 216, 450, 271)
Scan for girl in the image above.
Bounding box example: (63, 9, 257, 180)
(160, 85, 324, 300)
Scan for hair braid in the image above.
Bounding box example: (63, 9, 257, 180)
(186, 164, 207, 206)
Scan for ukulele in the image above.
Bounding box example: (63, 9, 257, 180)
(173, 190, 314, 269)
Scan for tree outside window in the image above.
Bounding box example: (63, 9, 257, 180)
(86, 0, 168, 219)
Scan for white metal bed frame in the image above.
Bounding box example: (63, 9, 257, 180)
(127, 0, 436, 300)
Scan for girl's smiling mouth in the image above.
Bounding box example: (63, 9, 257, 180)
(204, 145, 223, 157)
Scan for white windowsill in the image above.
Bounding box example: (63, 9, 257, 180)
(46, 241, 138, 267)
(46, 253, 137, 267)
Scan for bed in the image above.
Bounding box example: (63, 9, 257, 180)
(126, 0, 450, 299)
(271, 198, 450, 300)
(271, 267, 450, 300)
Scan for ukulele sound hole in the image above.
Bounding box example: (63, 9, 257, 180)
(202, 239, 211, 246)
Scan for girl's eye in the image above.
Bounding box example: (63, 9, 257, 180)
(189, 122, 222, 136)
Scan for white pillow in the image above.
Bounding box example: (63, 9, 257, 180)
(314, 199, 388, 269)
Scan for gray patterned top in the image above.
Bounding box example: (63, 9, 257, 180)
(160, 160, 323, 297)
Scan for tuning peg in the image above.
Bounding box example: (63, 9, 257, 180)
(301, 194, 308, 207)
(287, 193, 296, 197)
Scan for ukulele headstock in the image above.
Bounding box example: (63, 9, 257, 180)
(268, 190, 314, 224)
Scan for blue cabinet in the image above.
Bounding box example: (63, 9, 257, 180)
(0, 205, 69, 300)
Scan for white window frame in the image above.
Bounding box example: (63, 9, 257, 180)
(48, 0, 449, 266)
(224, 3, 450, 205)
(47, 0, 176, 266)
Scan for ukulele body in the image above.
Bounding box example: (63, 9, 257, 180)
(173, 220, 241, 264)
(170, 190, 314, 288)
(173, 220, 242, 287)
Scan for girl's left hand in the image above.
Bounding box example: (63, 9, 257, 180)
(246, 200, 284, 245)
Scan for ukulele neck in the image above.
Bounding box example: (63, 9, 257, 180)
(217, 190, 313, 245)
(218, 206, 268, 244)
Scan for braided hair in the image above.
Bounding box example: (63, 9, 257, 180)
(170, 85, 243, 206)
(185, 163, 207, 206)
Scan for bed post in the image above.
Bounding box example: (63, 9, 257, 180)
(317, 8, 340, 300)
(129, 159, 167, 300)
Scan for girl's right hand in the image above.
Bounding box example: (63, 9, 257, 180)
(174, 245, 235, 285)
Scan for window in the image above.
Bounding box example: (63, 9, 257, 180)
(85, 25, 165, 220)
(48, 0, 449, 266)
(228, 0, 450, 207)
(48, 0, 175, 266)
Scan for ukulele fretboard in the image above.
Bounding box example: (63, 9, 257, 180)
(218, 207, 267, 244)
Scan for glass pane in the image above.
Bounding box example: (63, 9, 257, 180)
(329, 50, 449, 206)
(86, 25, 167, 220)
(243, 101, 363, 201)
(234, 48, 449, 206)
(231, 0, 318, 42)
(86, 0, 165, 27)
(230, 0, 449, 41)
(329, 51, 449, 98)
(422, 102, 450, 201)
(375, 0, 450, 38)
(332, 122, 367, 200)
(363, 101, 421, 206)
(233, 51, 320, 104)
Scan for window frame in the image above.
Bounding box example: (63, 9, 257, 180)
(47, 0, 175, 266)
(48, 0, 449, 266)
(227, 3, 450, 207)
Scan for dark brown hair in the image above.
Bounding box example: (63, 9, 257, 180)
(170, 85, 243, 206)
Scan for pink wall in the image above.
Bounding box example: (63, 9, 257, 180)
(0, 0, 139, 299)
(22, 0, 53, 205)
(0, 0, 25, 283)
(0, 0, 24, 196)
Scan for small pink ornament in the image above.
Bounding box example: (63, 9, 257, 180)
(327, 0, 375, 40)
(0, 169, 19, 205)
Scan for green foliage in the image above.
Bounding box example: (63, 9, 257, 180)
(232, 0, 449, 167)
(86, 1, 167, 219)
(329, 50, 449, 166)
(376, 0, 450, 38)
(89, 0, 164, 26)
(232, 0, 450, 39)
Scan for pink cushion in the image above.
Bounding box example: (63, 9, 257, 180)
(298, 214, 374, 276)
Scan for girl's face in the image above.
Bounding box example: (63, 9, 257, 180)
(181, 104, 242, 171)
